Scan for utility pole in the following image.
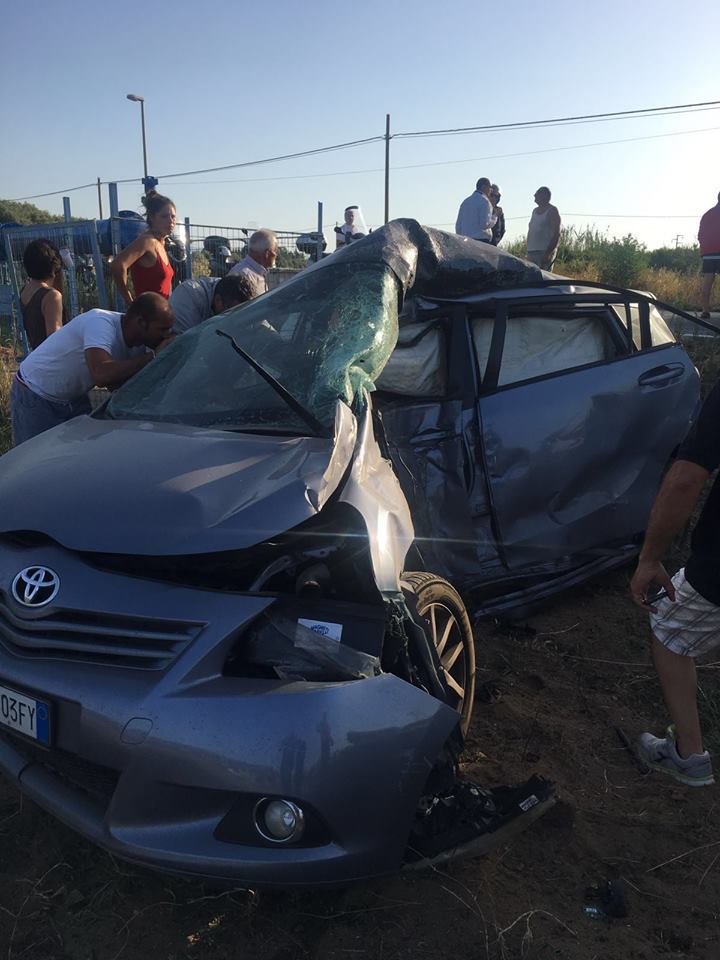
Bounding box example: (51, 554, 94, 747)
(384, 114, 391, 224)
(96, 177, 103, 219)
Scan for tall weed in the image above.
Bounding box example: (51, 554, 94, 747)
(506, 225, 716, 310)
(0, 351, 12, 455)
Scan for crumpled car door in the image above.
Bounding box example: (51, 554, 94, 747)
(472, 297, 700, 569)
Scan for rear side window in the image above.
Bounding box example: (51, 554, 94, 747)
(376, 321, 446, 397)
(472, 313, 620, 388)
(613, 303, 676, 349)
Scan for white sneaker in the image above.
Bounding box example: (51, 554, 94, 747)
(638, 726, 714, 787)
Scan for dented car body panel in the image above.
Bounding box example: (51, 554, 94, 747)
(375, 271, 700, 607)
(0, 538, 458, 884)
(0, 221, 700, 883)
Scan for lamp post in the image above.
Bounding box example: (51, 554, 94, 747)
(126, 94, 153, 192)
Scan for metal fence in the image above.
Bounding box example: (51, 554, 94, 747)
(183, 222, 308, 279)
(0, 206, 313, 349)
(1, 219, 109, 351)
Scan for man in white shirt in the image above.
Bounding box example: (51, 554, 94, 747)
(526, 187, 562, 270)
(169, 274, 254, 334)
(228, 228, 278, 297)
(11, 292, 174, 445)
(455, 177, 497, 242)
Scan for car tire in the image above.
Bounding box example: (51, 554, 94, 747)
(400, 572, 476, 734)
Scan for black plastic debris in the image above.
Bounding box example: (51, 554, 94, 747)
(405, 773, 555, 866)
(584, 879, 628, 919)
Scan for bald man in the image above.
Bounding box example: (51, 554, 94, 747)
(11, 292, 175, 445)
(228, 228, 278, 297)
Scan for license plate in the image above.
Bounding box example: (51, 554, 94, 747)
(0, 683, 51, 744)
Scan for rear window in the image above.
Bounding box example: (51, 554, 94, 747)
(472, 312, 620, 387)
(611, 303, 675, 349)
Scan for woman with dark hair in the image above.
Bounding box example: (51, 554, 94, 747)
(110, 191, 176, 306)
(20, 239, 65, 350)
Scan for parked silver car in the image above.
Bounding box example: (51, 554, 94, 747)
(0, 221, 698, 885)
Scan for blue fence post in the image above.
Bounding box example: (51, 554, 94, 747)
(108, 183, 124, 311)
(2, 231, 26, 355)
(62, 196, 80, 318)
(89, 220, 109, 309)
(184, 217, 192, 280)
(316, 202, 323, 263)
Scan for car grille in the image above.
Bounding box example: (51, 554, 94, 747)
(1, 732, 119, 803)
(0, 592, 204, 669)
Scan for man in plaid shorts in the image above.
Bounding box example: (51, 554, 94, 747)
(630, 378, 720, 787)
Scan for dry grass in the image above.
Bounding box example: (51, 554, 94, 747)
(635, 267, 704, 308)
(0, 347, 13, 455)
(552, 262, 711, 311)
(507, 225, 718, 310)
(683, 336, 720, 395)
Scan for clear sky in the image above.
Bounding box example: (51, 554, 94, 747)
(2, 0, 719, 249)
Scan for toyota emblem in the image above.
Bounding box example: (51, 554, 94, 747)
(11, 567, 60, 607)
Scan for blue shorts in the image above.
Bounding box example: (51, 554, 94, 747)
(11, 377, 91, 446)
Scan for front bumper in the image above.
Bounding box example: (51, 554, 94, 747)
(0, 541, 459, 886)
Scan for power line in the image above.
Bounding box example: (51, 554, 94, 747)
(127, 100, 720, 184)
(165, 124, 720, 186)
(505, 213, 700, 221)
(7, 97, 720, 202)
(430, 213, 700, 227)
(112, 134, 386, 185)
(8, 182, 97, 201)
(6, 136, 385, 201)
(394, 99, 720, 140)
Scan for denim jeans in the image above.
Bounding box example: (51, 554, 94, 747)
(10, 378, 92, 446)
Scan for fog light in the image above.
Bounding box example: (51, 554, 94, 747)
(254, 798, 305, 843)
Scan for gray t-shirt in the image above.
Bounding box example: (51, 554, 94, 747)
(169, 277, 219, 334)
(228, 255, 268, 297)
(19, 309, 143, 402)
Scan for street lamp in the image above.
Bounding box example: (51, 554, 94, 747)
(126, 94, 150, 189)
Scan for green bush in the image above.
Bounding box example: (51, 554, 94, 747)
(595, 234, 648, 287)
(0, 199, 63, 225)
(505, 226, 707, 293)
(276, 248, 308, 269)
(648, 246, 700, 275)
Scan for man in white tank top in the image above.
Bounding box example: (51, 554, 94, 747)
(526, 187, 561, 271)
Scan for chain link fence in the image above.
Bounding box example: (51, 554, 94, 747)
(0, 215, 313, 348)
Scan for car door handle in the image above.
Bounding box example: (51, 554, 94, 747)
(638, 364, 685, 388)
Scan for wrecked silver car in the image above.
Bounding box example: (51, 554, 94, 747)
(0, 220, 697, 885)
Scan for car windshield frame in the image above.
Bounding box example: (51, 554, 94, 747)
(104, 261, 400, 436)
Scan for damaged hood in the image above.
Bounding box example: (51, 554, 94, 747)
(0, 220, 537, 562)
(0, 415, 351, 555)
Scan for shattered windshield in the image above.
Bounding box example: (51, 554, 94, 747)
(105, 262, 400, 434)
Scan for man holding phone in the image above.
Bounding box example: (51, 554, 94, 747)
(629, 379, 720, 786)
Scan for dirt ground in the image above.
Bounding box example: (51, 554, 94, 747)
(1, 563, 719, 960)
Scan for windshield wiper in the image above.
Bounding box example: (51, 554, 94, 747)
(215, 329, 330, 438)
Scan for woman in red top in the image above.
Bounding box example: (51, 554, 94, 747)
(111, 191, 176, 306)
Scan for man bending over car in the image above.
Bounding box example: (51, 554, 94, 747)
(11, 292, 175, 446)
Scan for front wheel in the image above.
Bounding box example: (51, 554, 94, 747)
(401, 572, 476, 734)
